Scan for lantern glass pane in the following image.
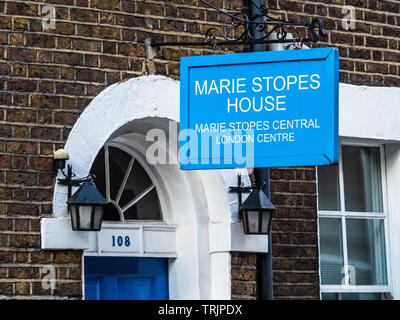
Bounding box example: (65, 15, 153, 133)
(79, 206, 92, 230)
(246, 210, 260, 234)
(70, 205, 78, 230)
(261, 211, 272, 233)
(93, 206, 104, 230)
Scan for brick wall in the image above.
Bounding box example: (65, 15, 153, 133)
(0, 0, 399, 299)
(231, 252, 258, 300)
(267, 0, 400, 87)
(270, 167, 319, 299)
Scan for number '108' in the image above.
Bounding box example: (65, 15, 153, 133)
(112, 236, 131, 247)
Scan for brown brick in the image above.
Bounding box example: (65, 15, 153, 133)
(0, 283, 13, 295)
(26, 34, 55, 48)
(10, 33, 24, 46)
(330, 32, 353, 45)
(54, 282, 82, 297)
(8, 203, 40, 216)
(87, 84, 105, 96)
(122, 29, 135, 41)
(30, 189, 52, 201)
(15, 282, 30, 295)
(167, 62, 180, 76)
(54, 52, 83, 65)
(55, 82, 84, 95)
(366, 37, 388, 49)
(38, 172, 54, 186)
(31, 94, 60, 109)
(115, 14, 140, 27)
(38, 51, 52, 63)
(7, 2, 37, 16)
(73, 39, 101, 52)
(12, 156, 28, 169)
(364, 11, 387, 23)
(383, 51, 400, 63)
(32, 157, 53, 171)
(100, 56, 128, 69)
(85, 55, 98, 67)
(7, 171, 36, 185)
(137, 2, 164, 16)
(0, 252, 13, 263)
(13, 126, 29, 138)
(231, 268, 256, 281)
(0, 33, 7, 45)
(121, 0, 135, 13)
(31, 127, 61, 140)
(119, 43, 146, 57)
(9, 267, 38, 279)
(14, 218, 29, 231)
(61, 67, 75, 80)
(0, 216, 13, 231)
(385, 76, 400, 86)
(367, 63, 388, 74)
(7, 141, 37, 154)
(93, 26, 120, 40)
(57, 267, 81, 280)
(9, 234, 40, 248)
(7, 79, 36, 92)
(31, 251, 52, 264)
(0, 155, 11, 168)
(103, 42, 117, 54)
(29, 65, 59, 79)
(76, 69, 105, 83)
(0, 125, 12, 137)
(0, 16, 12, 29)
(271, 169, 295, 180)
(57, 37, 72, 49)
(70, 8, 98, 22)
(53, 251, 82, 264)
(52, 22, 75, 36)
(291, 182, 316, 194)
(91, 0, 120, 10)
(76, 24, 93, 37)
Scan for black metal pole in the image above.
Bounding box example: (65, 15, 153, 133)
(249, 0, 273, 301)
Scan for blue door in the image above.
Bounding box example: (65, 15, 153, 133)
(84, 257, 169, 300)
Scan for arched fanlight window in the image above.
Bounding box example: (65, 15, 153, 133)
(90, 145, 162, 222)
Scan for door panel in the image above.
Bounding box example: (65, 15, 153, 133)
(84, 257, 168, 300)
(118, 277, 152, 300)
(85, 278, 101, 300)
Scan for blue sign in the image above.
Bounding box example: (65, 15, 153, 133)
(179, 48, 339, 170)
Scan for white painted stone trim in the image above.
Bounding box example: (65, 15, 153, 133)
(339, 84, 400, 141)
(84, 222, 177, 257)
(41, 217, 89, 250)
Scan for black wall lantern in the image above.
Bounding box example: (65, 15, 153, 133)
(230, 174, 275, 235)
(53, 149, 107, 231)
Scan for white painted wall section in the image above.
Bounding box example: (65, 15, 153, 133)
(339, 84, 400, 141)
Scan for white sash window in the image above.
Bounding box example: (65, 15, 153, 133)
(317, 143, 392, 300)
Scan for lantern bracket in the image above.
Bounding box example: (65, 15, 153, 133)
(229, 174, 266, 219)
(57, 164, 95, 199)
(151, 0, 327, 48)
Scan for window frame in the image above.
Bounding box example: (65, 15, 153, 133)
(91, 141, 164, 224)
(317, 140, 393, 297)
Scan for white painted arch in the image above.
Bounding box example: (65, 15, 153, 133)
(41, 75, 269, 300)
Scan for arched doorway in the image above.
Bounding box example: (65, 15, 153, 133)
(84, 141, 169, 300)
